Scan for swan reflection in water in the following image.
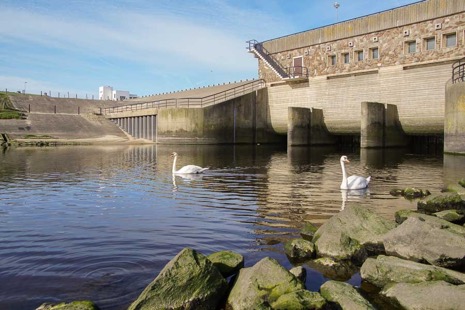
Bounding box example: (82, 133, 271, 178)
(340, 188, 370, 211)
(172, 173, 205, 191)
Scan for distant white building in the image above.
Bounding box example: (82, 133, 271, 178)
(99, 86, 137, 101)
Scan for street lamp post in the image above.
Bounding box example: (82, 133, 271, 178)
(334, 2, 340, 22)
(24, 81, 27, 94)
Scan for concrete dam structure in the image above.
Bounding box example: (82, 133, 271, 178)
(247, 0, 465, 141)
(2, 0, 465, 152)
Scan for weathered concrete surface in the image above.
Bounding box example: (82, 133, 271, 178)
(361, 102, 409, 148)
(445, 81, 465, 154)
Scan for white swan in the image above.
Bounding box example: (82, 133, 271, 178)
(340, 155, 371, 190)
(171, 152, 209, 174)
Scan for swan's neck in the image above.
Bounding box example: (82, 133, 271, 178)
(172, 156, 177, 174)
(341, 161, 348, 188)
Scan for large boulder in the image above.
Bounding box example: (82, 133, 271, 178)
(383, 217, 465, 268)
(360, 255, 465, 288)
(381, 281, 465, 309)
(394, 211, 465, 236)
(312, 205, 396, 263)
(207, 250, 244, 278)
(417, 193, 465, 214)
(319, 280, 375, 309)
(226, 257, 324, 309)
(128, 248, 228, 310)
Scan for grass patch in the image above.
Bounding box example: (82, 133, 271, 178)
(0, 93, 25, 119)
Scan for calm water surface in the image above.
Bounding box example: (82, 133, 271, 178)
(0, 144, 462, 309)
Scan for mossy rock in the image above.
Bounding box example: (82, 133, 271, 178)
(128, 248, 228, 310)
(434, 210, 465, 224)
(300, 222, 318, 241)
(418, 193, 465, 214)
(207, 250, 244, 278)
(403, 187, 430, 199)
(271, 289, 326, 310)
(284, 238, 315, 260)
(459, 179, 465, 188)
(36, 301, 99, 310)
(320, 280, 375, 309)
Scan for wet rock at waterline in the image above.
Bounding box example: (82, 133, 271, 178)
(434, 209, 465, 224)
(284, 238, 315, 260)
(360, 255, 465, 289)
(389, 187, 431, 199)
(207, 250, 244, 278)
(417, 193, 465, 213)
(300, 222, 318, 241)
(394, 210, 465, 235)
(305, 257, 358, 281)
(36, 301, 99, 310)
(312, 205, 395, 263)
(319, 280, 375, 310)
(383, 216, 465, 268)
(128, 248, 228, 310)
(380, 281, 465, 309)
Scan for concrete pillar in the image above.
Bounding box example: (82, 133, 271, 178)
(361, 101, 408, 148)
(385, 104, 409, 147)
(310, 108, 336, 145)
(445, 82, 465, 154)
(288, 107, 310, 146)
(288, 107, 335, 146)
(361, 102, 384, 148)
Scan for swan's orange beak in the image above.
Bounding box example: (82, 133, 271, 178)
(345, 159, 350, 163)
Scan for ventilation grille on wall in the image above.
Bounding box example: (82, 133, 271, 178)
(435, 23, 442, 30)
(348, 41, 354, 47)
(403, 29, 410, 36)
(304, 50, 309, 56)
(326, 46, 331, 51)
(372, 36, 379, 42)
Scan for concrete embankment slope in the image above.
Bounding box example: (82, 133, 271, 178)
(1, 94, 132, 144)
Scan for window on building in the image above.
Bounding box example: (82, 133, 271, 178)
(444, 33, 457, 47)
(425, 37, 436, 50)
(342, 53, 350, 64)
(356, 50, 364, 61)
(370, 47, 379, 59)
(405, 41, 416, 54)
(329, 55, 337, 66)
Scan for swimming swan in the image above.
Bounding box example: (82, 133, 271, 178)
(340, 155, 371, 190)
(171, 152, 209, 174)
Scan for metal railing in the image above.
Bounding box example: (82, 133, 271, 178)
(101, 79, 266, 115)
(246, 40, 289, 78)
(286, 66, 309, 78)
(452, 57, 465, 84)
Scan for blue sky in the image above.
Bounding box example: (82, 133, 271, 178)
(0, 0, 420, 98)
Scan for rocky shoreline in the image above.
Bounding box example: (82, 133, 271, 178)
(37, 183, 465, 310)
